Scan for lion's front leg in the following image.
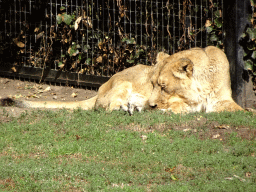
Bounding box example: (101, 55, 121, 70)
(214, 100, 243, 112)
(166, 101, 189, 113)
(96, 82, 132, 112)
(127, 93, 148, 115)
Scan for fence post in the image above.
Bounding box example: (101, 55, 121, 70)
(223, 0, 256, 109)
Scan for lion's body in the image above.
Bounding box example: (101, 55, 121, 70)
(1, 46, 243, 114)
(148, 46, 243, 113)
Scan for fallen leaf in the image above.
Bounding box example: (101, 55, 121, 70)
(165, 167, 176, 173)
(53, 96, 58, 100)
(183, 128, 191, 132)
(37, 90, 44, 93)
(170, 174, 178, 181)
(75, 135, 81, 140)
(212, 134, 220, 139)
(44, 86, 51, 92)
(215, 125, 230, 129)
(27, 94, 40, 98)
(71, 92, 77, 98)
(13, 94, 23, 99)
(140, 135, 147, 140)
(233, 175, 246, 182)
(224, 177, 233, 180)
(196, 116, 203, 120)
(245, 172, 251, 177)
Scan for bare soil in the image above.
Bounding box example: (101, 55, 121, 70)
(0, 76, 97, 122)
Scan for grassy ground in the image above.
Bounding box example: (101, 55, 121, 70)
(0, 108, 256, 191)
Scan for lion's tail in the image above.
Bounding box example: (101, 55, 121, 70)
(0, 95, 98, 110)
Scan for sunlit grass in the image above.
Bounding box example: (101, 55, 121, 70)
(0, 109, 255, 191)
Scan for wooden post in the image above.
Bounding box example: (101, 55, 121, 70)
(224, 0, 256, 109)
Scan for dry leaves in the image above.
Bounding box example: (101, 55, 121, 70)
(214, 125, 230, 129)
(140, 135, 147, 140)
(44, 86, 51, 92)
(74, 16, 82, 30)
(11, 67, 17, 73)
(71, 92, 78, 98)
(212, 134, 220, 139)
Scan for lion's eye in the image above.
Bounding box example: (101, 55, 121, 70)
(160, 85, 166, 90)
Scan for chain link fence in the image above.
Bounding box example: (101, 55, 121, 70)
(0, 0, 223, 86)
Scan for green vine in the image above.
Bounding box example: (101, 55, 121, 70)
(238, 0, 256, 93)
(205, 8, 224, 49)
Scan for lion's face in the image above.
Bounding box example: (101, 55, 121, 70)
(149, 55, 194, 111)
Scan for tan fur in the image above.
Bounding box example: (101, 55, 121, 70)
(1, 46, 243, 114)
(149, 46, 243, 113)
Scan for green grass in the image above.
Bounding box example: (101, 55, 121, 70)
(0, 109, 256, 191)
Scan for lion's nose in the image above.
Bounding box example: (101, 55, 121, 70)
(149, 103, 157, 109)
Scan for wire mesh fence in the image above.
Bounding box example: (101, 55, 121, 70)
(0, 0, 223, 80)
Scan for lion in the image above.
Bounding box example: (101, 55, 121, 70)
(0, 46, 243, 114)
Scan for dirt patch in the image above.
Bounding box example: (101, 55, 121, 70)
(0, 76, 97, 122)
(118, 117, 256, 142)
(170, 117, 256, 141)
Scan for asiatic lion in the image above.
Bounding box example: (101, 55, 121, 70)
(1, 46, 243, 114)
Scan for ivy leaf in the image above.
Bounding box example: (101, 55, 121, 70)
(246, 28, 256, 40)
(85, 58, 91, 65)
(83, 45, 90, 52)
(68, 43, 79, 56)
(122, 38, 136, 44)
(241, 33, 247, 38)
(206, 26, 214, 33)
(244, 59, 253, 70)
(126, 59, 135, 64)
(58, 61, 64, 69)
(246, 42, 256, 51)
(210, 34, 218, 42)
(126, 38, 136, 44)
(57, 14, 62, 24)
(63, 13, 72, 25)
(252, 51, 256, 59)
(214, 10, 221, 18)
(214, 17, 223, 28)
(78, 54, 83, 61)
(60, 6, 65, 11)
(121, 37, 128, 42)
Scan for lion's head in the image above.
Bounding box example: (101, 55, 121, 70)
(148, 52, 195, 112)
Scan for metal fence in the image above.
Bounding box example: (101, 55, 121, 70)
(0, 0, 223, 87)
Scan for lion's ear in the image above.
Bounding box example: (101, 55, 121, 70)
(173, 58, 193, 79)
(151, 52, 171, 83)
(156, 52, 170, 63)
